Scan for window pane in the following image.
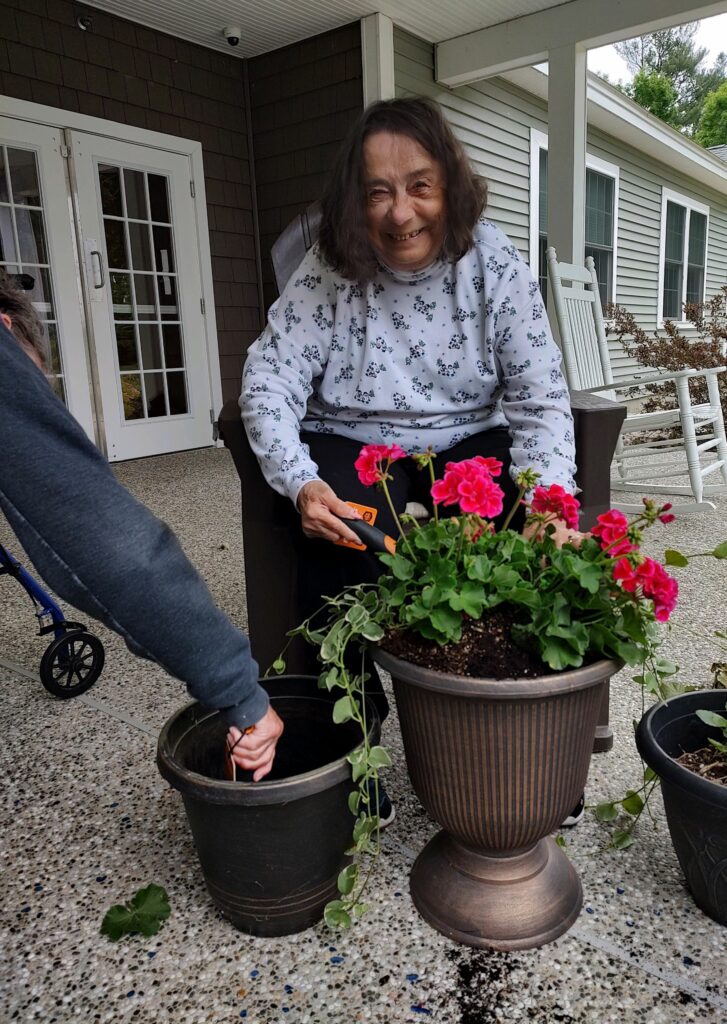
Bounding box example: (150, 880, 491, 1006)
(128, 221, 152, 271)
(134, 274, 157, 319)
(586, 246, 612, 307)
(110, 272, 133, 319)
(158, 274, 179, 320)
(27, 266, 55, 319)
(663, 261, 682, 319)
(665, 202, 686, 262)
(538, 148, 548, 234)
(686, 266, 704, 305)
(121, 374, 144, 420)
(152, 225, 174, 274)
(0, 149, 9, 203)
(138, 323, 163, 369)
(124, 169, 148, 221)
(16, 207, 48, 264)
(585, 170, 613, 248)
(148, 175, 170, 223)
(145, 372, 167, 417)
(538, 235, 548, 309)
(688, 211, 706, 267)
(46, 322, 62, 375)
(162, 324, 184, 367)
(167, 372, 188, 414)
(0, 207, 17, 262)
(8, 148, 41, 206)
(104, 218, 128, 269)
(99, 165, 123, 216)
(116, 324, 138, 370)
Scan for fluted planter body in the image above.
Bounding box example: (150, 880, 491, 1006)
(636, 689, 727, 926)
(373, 648, 617, 950)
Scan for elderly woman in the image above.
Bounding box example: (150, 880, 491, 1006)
(241, 98, 576, 763)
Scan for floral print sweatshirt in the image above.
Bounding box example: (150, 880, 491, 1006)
(240, 218, 575, 505)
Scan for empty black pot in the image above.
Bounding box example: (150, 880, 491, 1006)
(636, 689, 727, 926)
(157, 675, 379, 936)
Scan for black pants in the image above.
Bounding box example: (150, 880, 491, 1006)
(294, 428, 525, 722)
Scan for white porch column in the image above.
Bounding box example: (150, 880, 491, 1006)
(546, 42, 588, 269)
(361, 14, 395, 106)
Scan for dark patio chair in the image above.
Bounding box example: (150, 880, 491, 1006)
(218, 205, 626, 750)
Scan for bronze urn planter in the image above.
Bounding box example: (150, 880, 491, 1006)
(373, 648, 617, 950)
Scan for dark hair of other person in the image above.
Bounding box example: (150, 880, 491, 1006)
(318, 97, 488, 282)
(0, 267, 48, 368)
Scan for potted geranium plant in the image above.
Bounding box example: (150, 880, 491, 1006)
(286, 444, 682, 950)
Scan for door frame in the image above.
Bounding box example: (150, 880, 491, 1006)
(1, 95, 223, 452)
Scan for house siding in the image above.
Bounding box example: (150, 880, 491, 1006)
(394, 27, 727, 383)
(249, 23, 363, 311)
(0, 1, 364, 404)
(0, 0, 257, 403)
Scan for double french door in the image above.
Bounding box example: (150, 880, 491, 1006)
(0, 114, 218, 460)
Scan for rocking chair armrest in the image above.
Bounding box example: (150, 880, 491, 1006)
(628, 366, 726, 387)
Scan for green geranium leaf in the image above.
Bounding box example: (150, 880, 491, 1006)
(101, 884, 170, 941)
(390, 555, 415, 581)
(595, 801, 618, 821)
(333, 695, 357, 724)
(572, 561, 603, 594)
(541, 637, 580, 671)
(664, 549, 689, 567)
(449, 582, 486, 618)
(324, 900, 352, 929)
(621, 791, 644, 816)
(337, 864, 357, 896)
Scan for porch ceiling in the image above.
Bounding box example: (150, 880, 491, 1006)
(81, 0, 582, 59)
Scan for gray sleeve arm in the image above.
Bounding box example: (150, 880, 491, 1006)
(0, 324, 267, 729)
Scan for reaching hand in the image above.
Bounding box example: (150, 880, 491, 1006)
(296, 480, 363, 544)
(523, 516, 589, 549)
(226, 705, 284, 782)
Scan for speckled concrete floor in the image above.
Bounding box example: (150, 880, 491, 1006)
(1, 447, 726, 1024)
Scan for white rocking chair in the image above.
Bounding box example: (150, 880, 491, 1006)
(546, 246, 727, 514)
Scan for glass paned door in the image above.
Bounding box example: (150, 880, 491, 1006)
(71, 132, 214, 461)
(0, 117, 94, 437)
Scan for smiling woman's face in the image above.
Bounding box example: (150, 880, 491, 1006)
(363, 131, 446, 273)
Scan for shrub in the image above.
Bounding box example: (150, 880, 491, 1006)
(604, 288, 727, 423)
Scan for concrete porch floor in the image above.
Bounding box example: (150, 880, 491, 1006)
(1, 447, 726, 1024)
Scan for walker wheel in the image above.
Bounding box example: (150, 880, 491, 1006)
(39, 630, 105, 698)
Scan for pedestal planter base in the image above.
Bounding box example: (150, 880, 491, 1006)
(374, 648, 618, 950)
(411, 833, 582, 950)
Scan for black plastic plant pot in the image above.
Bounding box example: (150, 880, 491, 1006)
(157, 675, 380, 937)
(636, 689, 727, 927)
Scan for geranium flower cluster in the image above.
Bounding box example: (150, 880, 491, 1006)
(591, 507, 679, 621)
(430, 456, 505, 518)
(353, 444, 406, 486)
(530, 483, 580, 530)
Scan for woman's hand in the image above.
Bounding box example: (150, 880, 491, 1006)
(523, 517, 589, 549)
(296, 480, 363, 544)
(226, 706, 284, 782)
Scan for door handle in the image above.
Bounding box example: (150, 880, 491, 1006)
(90, 250, 105, 289)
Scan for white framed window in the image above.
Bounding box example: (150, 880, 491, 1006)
(658, 188, 709, 324)
(529, 129, 619, 309)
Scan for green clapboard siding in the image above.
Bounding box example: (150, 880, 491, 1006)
(393, 26, 727, 385)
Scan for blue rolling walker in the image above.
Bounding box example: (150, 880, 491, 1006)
(0, 543, 105, 698)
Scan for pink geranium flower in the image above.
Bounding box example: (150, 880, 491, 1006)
(354, 444, 406, 486)
(612, 556, 678, 621)
(529, 484, 580, 530)
(431, 459, 504, 519)
(592, 509, 638, 557)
